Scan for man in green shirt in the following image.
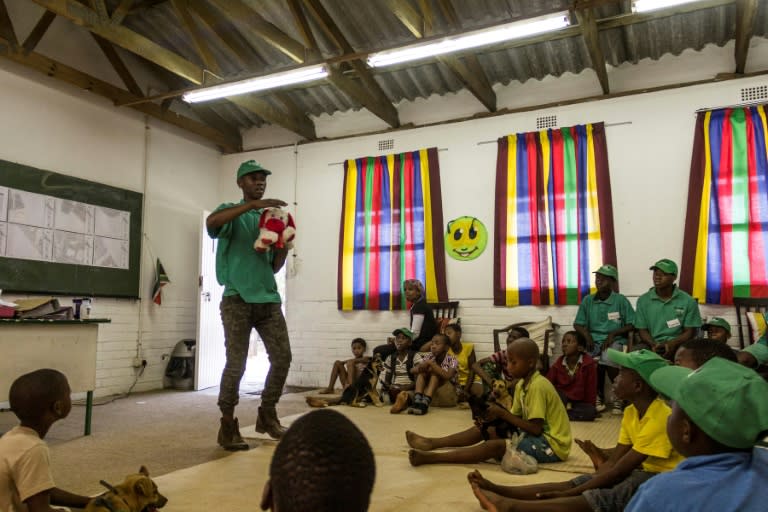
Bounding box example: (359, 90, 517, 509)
(634, 259, 702, 360)
(207, 160, 291, 449)
(574, 264, 635, 414)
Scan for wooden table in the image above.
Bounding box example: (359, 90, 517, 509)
(0, 318, 110, 435)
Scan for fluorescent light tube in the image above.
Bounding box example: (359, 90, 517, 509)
(632, 0, 702, 13)
(183, 65, 328, 103)
(367, 12, 570, 68)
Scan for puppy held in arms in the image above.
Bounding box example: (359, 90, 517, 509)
(85, 466, 167, 512)
(491, 379, 513, 411)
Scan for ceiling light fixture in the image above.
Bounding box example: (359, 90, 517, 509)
(367, 11, 571, 68)
(182, 65, 328, 103)
(632, 0, 703, 13)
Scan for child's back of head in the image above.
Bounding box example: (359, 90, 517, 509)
(675, 338, 737, 369)
(264, 409, 375, 512)
(9, 369, 70, 424)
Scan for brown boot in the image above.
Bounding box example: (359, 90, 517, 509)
(256, 406, 287, 439)
(218, 417, 249, 451)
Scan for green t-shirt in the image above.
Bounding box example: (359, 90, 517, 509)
(634, 286, 701, 342)
(207, 202, 281, 304)
(511, 372, 572, 461)
(574, 291, 636, 345)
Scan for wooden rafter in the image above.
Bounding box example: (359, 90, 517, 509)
(111, 0, 134, 25)
(576, 8, 610, 94)
(207, 0, 306, 63)
(385, 0, 497, 112)
(286, 0, 320, 59)
(0, 38, 240, 152)
(170, 0, 221, 75)
(22, 10, 56, 54)
(734, 0, 758, 74)
(89, 0, 109, 21)
(29, 0, 316, 140)
(187, 0, 254, 68)
(303, 0, 400, 127)
(91, 33, 144, 97)
(0, 0, 17, 48)
(31, 0, 203, 83)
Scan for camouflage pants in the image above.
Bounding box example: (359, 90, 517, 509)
(217, 295, 291, 413)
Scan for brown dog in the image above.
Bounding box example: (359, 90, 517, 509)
(85, 466, 167, 512)
(492, 379, 514, 411)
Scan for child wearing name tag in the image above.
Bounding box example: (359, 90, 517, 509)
(634, 259, 701, 360)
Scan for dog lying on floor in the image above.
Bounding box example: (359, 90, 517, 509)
(306, 354, 384, 408)
(85, 466, 167, 512)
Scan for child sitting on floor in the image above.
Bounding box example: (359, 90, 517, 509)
(673, 337, 737, 370)
(407, 333, 458, 415)
(379, 327, 423, 414)
(321, 337, 369, 394)
(406, 338, 571, 474)
(446, 323, 483, 401)
(0, 369, 92, 512)
(625, 357, 768, 511)
(467, 349, 682, 512)
(260, 409, 375, 512)
(472, 326, 530, 398)
(546, 331, 598, 421)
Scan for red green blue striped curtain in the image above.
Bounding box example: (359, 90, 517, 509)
(337, 148, 448, 310)
(494, 123, 617, 306)
(681, 106, 768, 304)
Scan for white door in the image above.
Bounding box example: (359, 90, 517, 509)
(195, 211, 226, 390)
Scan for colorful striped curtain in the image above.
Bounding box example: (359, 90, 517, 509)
(494, 123, 617, 306)
(681, 106, 768, 304)
(337, 147, 448, 310)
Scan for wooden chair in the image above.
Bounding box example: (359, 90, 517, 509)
(733, 297, 768, 349)
(492, 321, 559, 374)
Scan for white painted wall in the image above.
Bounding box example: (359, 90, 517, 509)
(229, 41, 768, 387)
(0, 63, 220, 397)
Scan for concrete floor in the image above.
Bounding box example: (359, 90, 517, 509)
(153, 403, 621, 511)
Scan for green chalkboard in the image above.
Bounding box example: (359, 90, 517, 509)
(0, 158, 142, 298)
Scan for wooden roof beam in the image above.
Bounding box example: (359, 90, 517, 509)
(734, 0, 758, 74)
(22, 10, 56, 54)
(0, 0, 17, 48)
(91, 33, 144, 97)
(286, 0, 320, 59)
(0, 38, 241, 152)
(170, 0, 222, 75)
(111, 0, 134, 25)
(385, 0, 496, 112)
(187, 0, 254, 68)
(303, 0, 399, 127)
(88, 0, 109, 21)
(576, 8, 610, 94)
(30, 0, 203, 83)
(207, 0, 307, 63)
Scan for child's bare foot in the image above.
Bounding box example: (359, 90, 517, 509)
(467, 470, 493, 490)
(472, 484, 516, 512)
(306, 396, 329, 408)
(390, 391, 409, 414)
(408, 449, 429, 466)
(319, 388, 335, 394)
(405, 430, 434, 450)
(575, 439, 607, 468)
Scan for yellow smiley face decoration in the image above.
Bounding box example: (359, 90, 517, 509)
(445, 216, 488, 261)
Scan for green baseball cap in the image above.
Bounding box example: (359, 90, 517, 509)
(392, 327, 414, 339)
(650, 357, 768, 449)
(703, 317, 732, 333)
(606, 348, 669, 384)
(743, 342, 768, 365)
(237, 159, 271, 179)
(593, 264, 618, 280)
(650, 258, 678, 275)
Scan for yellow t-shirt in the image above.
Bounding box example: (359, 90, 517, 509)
(511, 371, 572, 461)
(0, 425, 56, 512)
(448, 342, 478, 386)
(618, 398, 685, 473)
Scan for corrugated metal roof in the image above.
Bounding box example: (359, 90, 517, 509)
(103, 0, 766, 137)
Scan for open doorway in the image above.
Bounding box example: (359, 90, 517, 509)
(196, 211, 287, 392)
